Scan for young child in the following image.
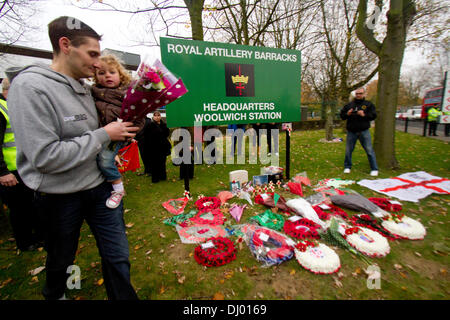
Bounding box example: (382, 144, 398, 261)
(92, 54, 144, 208)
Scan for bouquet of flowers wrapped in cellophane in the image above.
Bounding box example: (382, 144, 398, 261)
(120, 58, 188, 122)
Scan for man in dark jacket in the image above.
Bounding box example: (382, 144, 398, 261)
(340, 87, 379, 176)
(0, 78, 43, 251)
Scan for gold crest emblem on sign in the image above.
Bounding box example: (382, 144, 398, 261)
(232, 75, 249, 84)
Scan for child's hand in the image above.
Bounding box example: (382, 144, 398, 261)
(115, 155, 122, 167)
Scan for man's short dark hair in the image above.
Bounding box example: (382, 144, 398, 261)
(48, 16, 102, 54)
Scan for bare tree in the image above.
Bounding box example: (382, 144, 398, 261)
(72, 0, 196, 47)
(356, 0, 417, 170)
(0, 0, 41, 45)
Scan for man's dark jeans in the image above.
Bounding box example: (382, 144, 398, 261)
(344, 129, 378, 171)
(35, 181, 138, 300)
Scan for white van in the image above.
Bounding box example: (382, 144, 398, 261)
(401, 108, 422, 120)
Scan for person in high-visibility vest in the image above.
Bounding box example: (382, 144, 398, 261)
(0, 78, 42, 251)
(427, 104, 442, 136)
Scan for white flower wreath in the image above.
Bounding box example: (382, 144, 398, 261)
(294, 243, 341, 275)
(345, 227, 390, 258)
(381, 216, 426, 240)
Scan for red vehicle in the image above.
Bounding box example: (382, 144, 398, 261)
(421, 86, 443, 119)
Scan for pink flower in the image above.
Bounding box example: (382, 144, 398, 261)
(146, 71, 162, 84)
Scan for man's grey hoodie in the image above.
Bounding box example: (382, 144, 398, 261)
(7, 64, 110, 193)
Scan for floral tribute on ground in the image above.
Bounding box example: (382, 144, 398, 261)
(195, 196, 221, 212)
(294, 241, 341, 275)
(340, 223, 390, 258)
(381, 213, 426, 240)
(242, 224, 294, 267)
(283, 216, 321, 240)
(194, 237, 237, 267)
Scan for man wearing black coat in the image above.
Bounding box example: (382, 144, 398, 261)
(340, 87, 379, 176)
(144, 111, 170, 183)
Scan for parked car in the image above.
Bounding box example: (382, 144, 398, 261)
(399, 108, 422, 120)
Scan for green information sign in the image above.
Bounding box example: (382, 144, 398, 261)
(160, 37, 301, 128)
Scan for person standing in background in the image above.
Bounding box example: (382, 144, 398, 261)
(340, 87, 379, 176)
(145, 111, 171, 183)
(0, 78, 43, 252)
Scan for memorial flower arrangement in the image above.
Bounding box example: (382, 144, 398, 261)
(368, 197, 402, 212)
(312, 204, 349, 221)
(195, 196, 221, 212)
(250, 209, 285, 231)
(162, 197, 190, 215)
(190, 209, 224, 226)
(350, 214, 400, 240)
(294, 240, 341, 275)
(120, 59, 188, 122)
(381, 214, 426, 240)
(242, 225, 294, 267)
(341, 223, 390, 258)
(283, 216, 321, 240)
(194, 237, 237, 267)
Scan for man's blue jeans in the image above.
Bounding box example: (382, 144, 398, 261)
(35, 181, 138, 300)
(344, 129, 378, 171)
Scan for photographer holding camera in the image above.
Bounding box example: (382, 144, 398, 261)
(340, 87, 379, 176)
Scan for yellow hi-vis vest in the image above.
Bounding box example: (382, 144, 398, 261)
(427, 107, 441, 122)
(0, 99, 17, 171)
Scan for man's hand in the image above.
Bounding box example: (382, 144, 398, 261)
(347, 108, 354, 116)
(357, 110, 365, 117)
(0, 173, 18, 187)
(104, 121, 139, 141)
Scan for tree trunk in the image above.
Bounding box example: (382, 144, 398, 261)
(374, 3, 415, 169)
(184, 0, 205, 40)
(356, 0, 416, 170)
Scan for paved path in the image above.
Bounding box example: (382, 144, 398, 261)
(395, 120, 449, 143)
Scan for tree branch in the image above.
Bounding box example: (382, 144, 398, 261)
(355, 0, 382, 56)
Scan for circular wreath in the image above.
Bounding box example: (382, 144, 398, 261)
(190, 209, 224, 226)
(313, 204, 349, 221)
(250, 210, 285, 231)
(344, 225, 390, 258)
(194, 237, 236, 267)
(283, 218, 321, 240)
(369, 198, 402, 212)
(195, 196, 221, 212)
(177, 225, 227, 243)
(381, 215, 426, 240)
(294, 242, 341, 275)
(248, 227, 294, 266)
(350, 214, 400, 240)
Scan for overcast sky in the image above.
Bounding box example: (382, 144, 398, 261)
(1, 0, 431, 76)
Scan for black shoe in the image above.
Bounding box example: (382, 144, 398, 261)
(433, 134, 438, 136)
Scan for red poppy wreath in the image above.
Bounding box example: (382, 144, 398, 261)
(195, 196, 221, 212)
(194, 237, 236, 267)
(283, 217, 321, 240)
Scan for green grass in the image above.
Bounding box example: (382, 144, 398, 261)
(0, 128, 449, 300)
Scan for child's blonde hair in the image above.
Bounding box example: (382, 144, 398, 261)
(94, 54, 132, 87)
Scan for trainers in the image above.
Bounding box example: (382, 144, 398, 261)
(370, 170, 379, 177)
(106, 191, 125, 209)
(343, 168, 351, 173)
